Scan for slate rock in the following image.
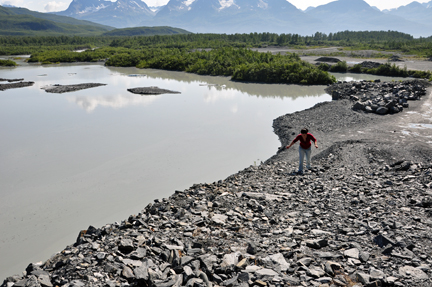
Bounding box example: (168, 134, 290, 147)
(307, 266, 325, 278)
(399, 266, 429, 280)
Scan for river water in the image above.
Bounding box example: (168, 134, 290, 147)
(0, 62, 404, 279)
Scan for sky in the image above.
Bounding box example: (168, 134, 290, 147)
(0, 0, 430, 13)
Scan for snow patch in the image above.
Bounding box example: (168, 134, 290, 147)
(183, 0, 196, 7)
(78, 4, 109, 14)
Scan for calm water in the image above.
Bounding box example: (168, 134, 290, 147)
(0, 62, 402, 278)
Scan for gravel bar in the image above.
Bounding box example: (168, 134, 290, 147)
(2, 79, 432, 287)
(43, 83, 107, 94)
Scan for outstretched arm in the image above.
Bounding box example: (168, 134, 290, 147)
(314, 140, 318, 148)
(285, 141, 296, 149)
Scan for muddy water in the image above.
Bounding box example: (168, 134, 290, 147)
(0, 63, 402, 279)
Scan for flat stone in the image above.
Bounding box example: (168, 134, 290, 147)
(134, 265, 149, 280)
(298, 257, 313, 266)
(130, 247, 146, 259)
(307, 266, 325, 278)
(122, 266, 135, 279)
(311, 229, 333, 236)
(356, 272, 370, 285)
(265, 253, 290, 271)
(399, 265, 429, 280)
(256, 268, 279, 276)
(211, 214, 228, 225)
(221, 252, 240, 267)
(245, 265, 263, 273)
(306, 239, 328, 249)
(344, 248, 359, 259)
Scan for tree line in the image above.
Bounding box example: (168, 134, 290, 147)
(29, 47, 336, 85)
(2, 30, 432, 57)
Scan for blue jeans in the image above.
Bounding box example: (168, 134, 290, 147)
(298, 146, 311, 172)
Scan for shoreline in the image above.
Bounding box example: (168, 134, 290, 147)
(2, 79, 432, 286)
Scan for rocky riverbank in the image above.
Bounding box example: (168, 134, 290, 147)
(2, 80, 432, 287)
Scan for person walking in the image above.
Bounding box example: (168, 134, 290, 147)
(285, 128, 318, 174)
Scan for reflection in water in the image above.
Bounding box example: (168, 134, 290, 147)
(68, 93, 158, 112)
(107, 66, 328, 100)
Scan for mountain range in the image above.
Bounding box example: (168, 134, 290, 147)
(0, 5, 113, 35)
(51, 0, 432, 37)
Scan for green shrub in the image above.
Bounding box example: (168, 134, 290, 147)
(317, 63, 330, 71)
(0, 59, 17, 66)
(329, 61, 348, 72)
(349, 64, 362, 73)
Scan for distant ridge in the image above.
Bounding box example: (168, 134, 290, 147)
(384, 1, 432, 25)
(0, 5, 113, 35)
(305, 0, 431, 37)
(102, 26, 191, 36)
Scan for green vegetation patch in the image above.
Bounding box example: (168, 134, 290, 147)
(107, 47, 336, 85)
(0, 59, 17, 66)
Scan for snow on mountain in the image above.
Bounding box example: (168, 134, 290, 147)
(52, 0, 432, 36)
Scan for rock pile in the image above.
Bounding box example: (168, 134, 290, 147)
(326, 80, 429, 115)
(0, 81, 34, 91)
(315, 57, 341, 63)
(0, 78, 24, 83)
(43, 83, 107, 94)
(2, 157, 431, 287)
(127, 87, 181, 95)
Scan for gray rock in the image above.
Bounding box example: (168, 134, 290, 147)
(307, 266, 325, 278)
(376, 107, 388, 115)
(119, 238, 134, 254)
(352, 101, 365, 111)
(211, 214, 228, 225)
(221, 252, 240, 267)
(130, 247, 147, 259)
(306, 239, 328, 249)
(324, 261, 342, 276)
(37, 275, 52, 287)
(399, 266, 429, 280)
(369, 268, 385, 281)
(356, 272, 370, 285)
(122, 266, 135, 279)
(134, 265, 149, 280)
(344, 248, 359, 259)
(199, 254, 217, 271)
(298, 257, 313, 267)
(256, 268, 278, 276)
(264, 253, 290, 272)
(247, 242, 258, 255)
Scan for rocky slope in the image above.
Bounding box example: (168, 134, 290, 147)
(2, 80, 432, 287)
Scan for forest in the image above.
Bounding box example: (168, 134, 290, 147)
(2, 31, 432, 84)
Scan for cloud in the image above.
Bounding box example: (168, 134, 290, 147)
(44, 1, 67, 12)
(1, 0, 23, 7)
(67, 94, 158, 112)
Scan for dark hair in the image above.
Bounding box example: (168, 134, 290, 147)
(301, 128, 308, 134)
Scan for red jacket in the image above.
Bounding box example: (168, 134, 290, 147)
(292, 133, 316, 149)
